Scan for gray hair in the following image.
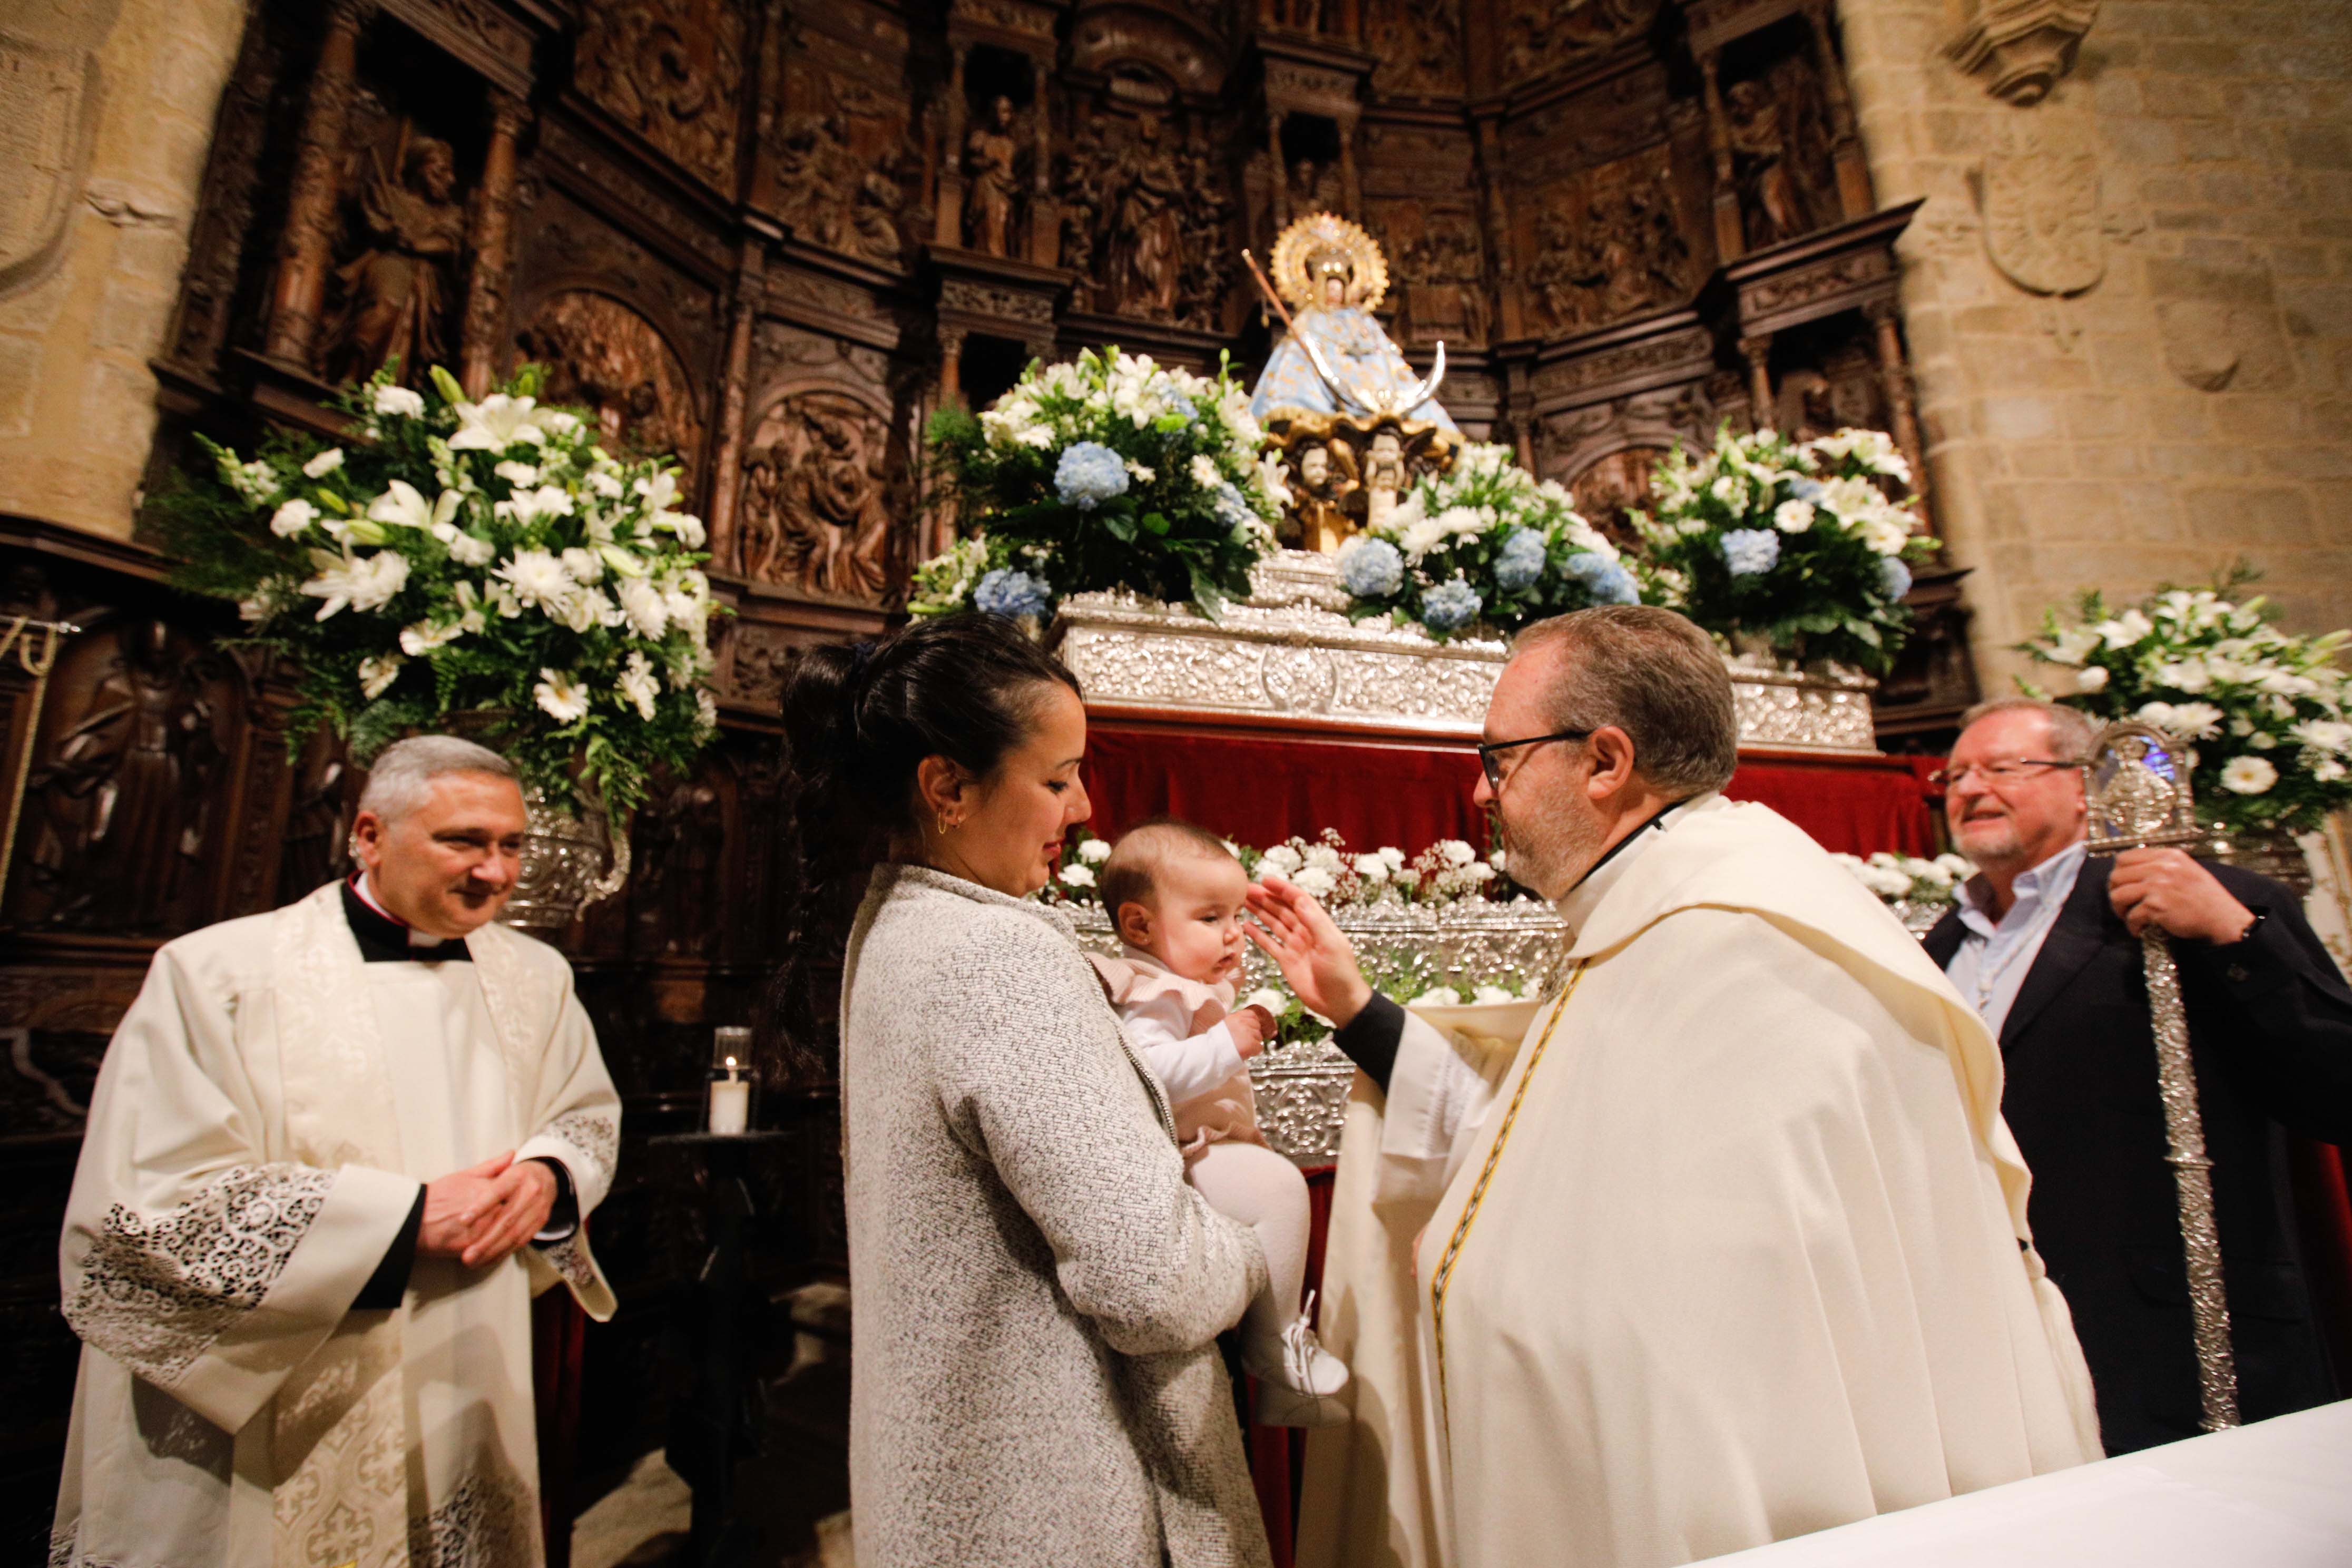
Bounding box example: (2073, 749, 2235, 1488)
(1958, 697, 2097, 761)
(1512, 606, 1739, 795)
(357, 735, 518, 821)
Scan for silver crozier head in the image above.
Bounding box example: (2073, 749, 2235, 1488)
(2084, 720, 2204, 854)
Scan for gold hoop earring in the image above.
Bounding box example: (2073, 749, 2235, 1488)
(936, 810, 956, 837)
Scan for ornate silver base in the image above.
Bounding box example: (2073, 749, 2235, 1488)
(500, 786, 632, 930)
(2199, 825, 2314, 897)
(1054, 551, 1881, 752)
(1069, 896, 1567, 1164)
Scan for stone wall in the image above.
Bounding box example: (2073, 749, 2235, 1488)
(0, 0, 247, 539)
(1839, 0, 2352, 693)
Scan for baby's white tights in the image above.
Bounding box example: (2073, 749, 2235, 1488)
(1188, 1139, 1310, 1351)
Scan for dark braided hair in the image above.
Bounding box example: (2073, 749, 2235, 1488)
(761, 613, 1083, 1085)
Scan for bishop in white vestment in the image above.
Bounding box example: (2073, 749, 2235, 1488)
(1268, 609, 2102, 1568)
(52, 738, 619, 1568)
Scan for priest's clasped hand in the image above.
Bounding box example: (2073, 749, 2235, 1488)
(1244, 873, 1373, 1028)
(2109, 847, 2259, 944)
(421, 1150, 560, 1269)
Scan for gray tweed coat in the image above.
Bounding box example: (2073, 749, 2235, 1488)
(840, 863, 1275, 1568)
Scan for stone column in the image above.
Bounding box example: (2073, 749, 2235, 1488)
(1866, 299, 1932, 524)
(460, 90, 529, 398)
(1699, 52, 1744, 263)
(705, 276, 760, 571)
(264, 0, 370, 369)
(1804, 3, 1875, 220)
(936, 45, 969, 247)
(1739, 335, 1774, 426)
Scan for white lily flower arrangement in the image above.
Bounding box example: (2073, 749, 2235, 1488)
(154, 364, 721, 816)
(1633, 423, 1931, 675)
(2017, 568, 2352, 837)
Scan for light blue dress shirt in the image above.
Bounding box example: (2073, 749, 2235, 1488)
(1942, 839, 2089, 1039)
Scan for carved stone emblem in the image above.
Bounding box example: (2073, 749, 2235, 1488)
(1980, 150, 2103, 297)
(0, 25, 102, 300)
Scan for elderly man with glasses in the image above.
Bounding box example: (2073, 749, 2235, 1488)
(1922, 698, 2352, 1455)
(1265, 607, 2101, 1568)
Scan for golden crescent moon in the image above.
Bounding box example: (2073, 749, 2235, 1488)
(1268, 211, 1389, 315)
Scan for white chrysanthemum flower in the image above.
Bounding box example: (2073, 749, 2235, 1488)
(1354, 854, 1389, 882)
(1291, 866, 1337, 898)
(1261, 842, 1304, 874)
(303, 448, 345, 478)
(1304, 844, 1344, 875)
(1437, 839, 1477, 867)
(1377, 846, 1406, 870)
(372, 385, 426, 419)
(1472, 984, 1518, 1005)
(618, 650, 661, 721)
(1077, 838, 1113, 864)
(1059, 863, 1096, 888)
(1410, 985, 1463, 1007)
(2220, 755, 2278, 795)
(1190, 454, 1222, 489)
(2075, 665, 2110, 692)
(448, 394, 549, 452)
(561, 546, 604, 584)
(270, 498, 318, 537)
(1773, 499, 1816, 534)
(1242, 988, 1288, 1016)
(357, 653, 403, 698)
(534, 667, 591, 722)
(446, 531, 496, 567)
(616, 576, 668, 640)
(1436, 505, 1488, 540)
(495, 548, 574, 611)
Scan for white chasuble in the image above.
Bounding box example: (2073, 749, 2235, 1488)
(53, 883, 620, 1568)
(1308, 798, 2101, 1568)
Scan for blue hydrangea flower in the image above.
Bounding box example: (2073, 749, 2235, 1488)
(973, 567, 1055, 620)
(1340, 538, 1405, 597)
(1054, 442, 1129, 511)
(1566, 553, 1642, 605)
(1421, 576, 1484, 633)
(1788, 477, 1826, 503)
(1721, 528, 1782, 577)
(1880, 555, 1914, 601)
(1165, 393, 1197, 422)
(1212, 481, 1257, 535)
(1494, 530, 1549, 592)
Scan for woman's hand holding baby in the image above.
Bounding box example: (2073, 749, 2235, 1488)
(1244, 874, 1374, 1028)
(1223, 1004, 1278, 1060)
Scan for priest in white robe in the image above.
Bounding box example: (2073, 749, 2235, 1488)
(53, 735, 620, 1568)
(1261, 607, 2102, 1568)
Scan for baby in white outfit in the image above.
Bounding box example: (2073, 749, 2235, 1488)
(1090, 820, 1349, 1426)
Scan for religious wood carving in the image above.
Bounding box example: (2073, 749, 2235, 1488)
(1524, 155, 1695, 335)
(1367, 0, 1466, 100)
(1060, 112, 1232, 329)
(519, 189, 722, 372)
(1502, 0, 1661, 84)
(1566, 445, 1674, 551)
(738, 389, 907, 604)
(16, 620, 237, 936)
(574, 0, 746, 193)
(962, 94, 1027, 258)
(766, 69, 915, 267)
(517, 290, 706, 465)
(321, 126, 470, 386)
(1723, 53, 1839, 252)
(162, 5, 286, 379)
(1388, 204, 1487, 348)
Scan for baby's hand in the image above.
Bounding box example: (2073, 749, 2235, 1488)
(1224, 1005, 1278, 1060)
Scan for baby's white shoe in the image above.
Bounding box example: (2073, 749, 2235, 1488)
(1243, 1296, 1351, 1428)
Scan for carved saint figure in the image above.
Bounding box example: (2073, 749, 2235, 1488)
(1248, 213, 1457, 430)
(964, 95, 1023, 257)
(741, 394, 900, 603)
(1290, 440, 1359, 552)
(28, 621, 218, 932)
(324, 135, 466, 385)
(1727, 79, 1806, 248)
(1361, 426, 1409, 533)
(1109, 116, 1187, 320)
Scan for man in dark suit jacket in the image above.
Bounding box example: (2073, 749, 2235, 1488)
(1924, 698, 2352, 1454)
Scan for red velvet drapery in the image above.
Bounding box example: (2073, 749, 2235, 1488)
(1081, 723, 1941, 858)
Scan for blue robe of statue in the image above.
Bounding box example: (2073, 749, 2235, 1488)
(1249, 306, 1458, 430)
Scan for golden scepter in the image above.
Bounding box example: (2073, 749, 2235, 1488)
(2084, 719, 2239, 1430)
(0, 615, 78, 910)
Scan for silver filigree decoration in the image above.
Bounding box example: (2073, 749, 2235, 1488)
(2085, 719, 2238, 1430)
(1070, 897, 1568, 1164)
(542, 1110, 619, 1188)
(1054, 551, 1881, 752)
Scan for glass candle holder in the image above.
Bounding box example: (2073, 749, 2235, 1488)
(708, 1026, 753, 1135)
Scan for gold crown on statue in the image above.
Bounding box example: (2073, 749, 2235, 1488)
(1271, 211, 1388, 313)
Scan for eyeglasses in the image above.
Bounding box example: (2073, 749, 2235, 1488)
(1477, 729, 1592, 792)
(1927, 758, 2088, 789)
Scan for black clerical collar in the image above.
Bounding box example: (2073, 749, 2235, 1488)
(341, 877, 472, 963)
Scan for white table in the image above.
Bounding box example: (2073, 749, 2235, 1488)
(1704, 1401, 2352, 1566)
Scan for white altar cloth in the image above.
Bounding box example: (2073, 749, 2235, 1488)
(1702, 1400, 2352, 1566)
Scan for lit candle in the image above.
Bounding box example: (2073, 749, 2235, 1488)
(708, 1055, 750, 1135)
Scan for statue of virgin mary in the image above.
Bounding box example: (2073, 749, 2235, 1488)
(1249, 212, 1457, 431)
